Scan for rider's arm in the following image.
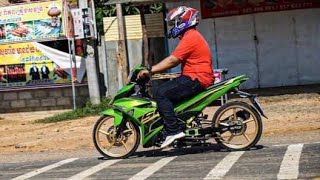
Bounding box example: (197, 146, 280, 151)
(138, 55, 180, 78)
(150, 55, 180, 74)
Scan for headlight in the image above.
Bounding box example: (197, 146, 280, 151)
(114, 105, 125, 111)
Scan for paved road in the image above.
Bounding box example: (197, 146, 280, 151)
(0, 142, 319, 180)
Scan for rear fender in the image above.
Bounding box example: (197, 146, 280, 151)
(234, 90, 268, 119)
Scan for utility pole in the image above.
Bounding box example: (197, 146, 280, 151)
(116, 3, 129, 85)
(78, 0, 101, 104)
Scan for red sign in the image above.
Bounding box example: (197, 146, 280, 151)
(200, 0, 320, 19)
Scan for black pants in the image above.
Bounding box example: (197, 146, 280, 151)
(155, 75, 204, 135)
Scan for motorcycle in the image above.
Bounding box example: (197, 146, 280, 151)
(93, 65, 267, 159)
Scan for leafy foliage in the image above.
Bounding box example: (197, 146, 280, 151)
(93, 0, 164, 34)
(124, 5, 140, 15)
(36, 97, 111, 123)
(145, 3, 164, 14)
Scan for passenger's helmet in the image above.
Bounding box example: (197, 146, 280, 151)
(166, 6, 200, 39)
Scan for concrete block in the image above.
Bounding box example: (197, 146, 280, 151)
(0, 93, 3, 100)
(50, 106, 69, 111)
(0, 101, 10, 109)
(57, 98, 72, 106)
(78, 87, 89, 96)
(41, 99, 56, 107)
(5, 108, 16, 113)
(34, 90, 47, 98)
(63, 88, 73, 97)
(11, 100, 26, 108)
(26, 99, 41, 107)
(49, 89, 63, 97)
(76, 97, 89, 107)
(3, 92, 18, 100)
(19, 92, 33, 100)
(34, 107, 50, 111)
(18, 107, 33, 112)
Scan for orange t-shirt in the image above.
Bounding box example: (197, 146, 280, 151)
(172, 28, 214, 88)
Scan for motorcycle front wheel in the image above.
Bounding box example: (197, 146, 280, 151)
(212, 101, 263, 151)
(93, 115, 140, 159)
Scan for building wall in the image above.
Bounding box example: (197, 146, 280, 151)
(166, 1, 320, 88)
(0, 85, 89, 113)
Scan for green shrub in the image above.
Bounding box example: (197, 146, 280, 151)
(36, 97, 111, 124)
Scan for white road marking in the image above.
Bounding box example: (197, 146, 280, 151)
(67, 159, 121, 180)
(277, 143, 304, 180)
(273, 141, 319, 147)
(11, 158, 78, 180)
(129, 156, 177, 180)
(204, 151, 245, 180)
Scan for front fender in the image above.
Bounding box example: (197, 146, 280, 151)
(102, 108, 123, 126)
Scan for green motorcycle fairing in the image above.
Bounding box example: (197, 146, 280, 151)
(109, 83, 135, 104)
(103, 96, 158, 140)
(103, 74, 248, 146)
(175, 75, 248, 113)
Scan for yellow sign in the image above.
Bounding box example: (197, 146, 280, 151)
(0, 42, 71, 87)
(0, 43, 47, 65)
(0, 0, 66, 44)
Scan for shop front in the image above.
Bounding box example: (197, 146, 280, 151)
(166, 0, 320, 88)
(0, 0, 89, 113)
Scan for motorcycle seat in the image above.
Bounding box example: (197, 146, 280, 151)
(206, 76, 235, 90)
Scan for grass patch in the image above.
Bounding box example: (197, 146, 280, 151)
(36, 97, 111, 124)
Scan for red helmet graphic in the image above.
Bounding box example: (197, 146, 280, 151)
(166, 6, 200, 38)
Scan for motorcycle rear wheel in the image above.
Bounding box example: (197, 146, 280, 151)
(93, 115, 140, 159)
(212, 101, 263, 150)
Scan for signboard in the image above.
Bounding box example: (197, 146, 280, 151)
(71, 7, 97, 40)
(200, 0, 320, 19)
(0, 0, 67, 44)
(71, 9, 85, 39)
(0, 42, 86, 88)
(0, 0, 76, 8)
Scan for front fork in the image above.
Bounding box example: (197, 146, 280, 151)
(116, 117, 128, 138)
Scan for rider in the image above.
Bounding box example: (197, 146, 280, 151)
(138, 6, 214, 148)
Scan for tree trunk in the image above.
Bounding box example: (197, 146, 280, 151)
(140, 5, 149, 67)
(116, 3, 128, 85)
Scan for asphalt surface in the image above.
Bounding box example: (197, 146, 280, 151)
(0, 141, 319, 180)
